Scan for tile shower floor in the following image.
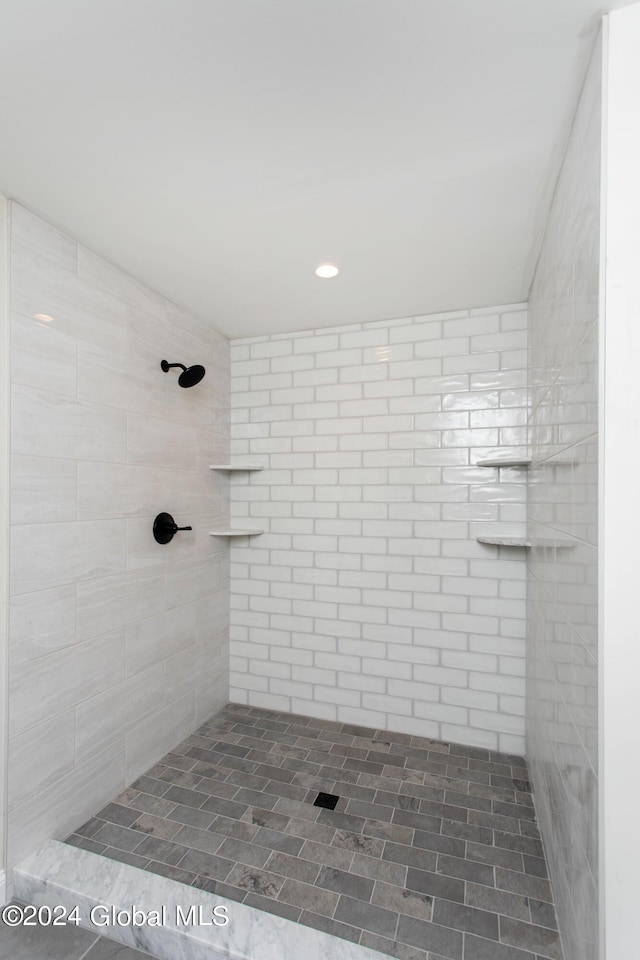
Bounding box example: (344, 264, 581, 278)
(66, 704, 562, 960)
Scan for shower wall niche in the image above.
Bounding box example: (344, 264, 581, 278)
(7, 204, 231, 871)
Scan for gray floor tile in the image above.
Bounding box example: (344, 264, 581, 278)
(97, 803, 140, 828)
(146, 860, 199, 885)
(335, 894, 399, 938)
(528, 899, 558, 930)
(92, 822, 143, 853)
(494, 831, 544, 858)
(177, 848, 234, 880)
(191, 876, 247, 902)
(383, 840, 438, 872)
(242, 805, 290, 831)
(134, 836, 185, 866)
(364, 819, 415, 845)
(299, 910, 362, 943)
(129, 812, 182, 840)
(253, 825, 304, 856)
(392, 809, 442, 833)
(165, 803, 216, 829)
(127, 793, 177, 818)
(465, 881, 530, 922)
(162, 785, 209, 809)
(130, 775, 170, 797)
(66, 834, 107, 855)
(316, 865, 374, 901)
(284, 817, 335, 844)
(495, 867, 553, 902)
(436, 852, 495, 885)
(413, 830, 465, 858)
(244, 892, 301, 921)
(371, 881, 433, 922)
(332, 829, 384, 857)
(217, 835, 271, 868)
(226, 863, 285, 898)
(301, 838, 355, 871)
(464, 934, 536, 960)
(351, 852, 408, 886)
(405, 867, 465, 903)
(432, 899, 499, 939)
(466, 840, 524, 871)
(63, 702, 560, 960)
(499, 917, 563, 959)
(278, 877, 339, 916)
(101, 848, 150, 870)
(208, 814, 260, 842)
(360, 930, 436, 960)
(396, 914, 463, 960)
(265, 850, 321, 884)
(75, 817, 105, 838)
(172, 824, 225, 855)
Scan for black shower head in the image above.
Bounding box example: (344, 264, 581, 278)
(161, 360, 206, 388)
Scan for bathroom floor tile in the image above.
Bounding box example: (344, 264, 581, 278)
(64, 702, 563, 959)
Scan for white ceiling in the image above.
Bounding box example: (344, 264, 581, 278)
(0, 1, 622, 337)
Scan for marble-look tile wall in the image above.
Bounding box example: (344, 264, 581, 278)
(230, 304, 529, 753)
(7, 204, 230, 870)
(526, 35, 601, 960)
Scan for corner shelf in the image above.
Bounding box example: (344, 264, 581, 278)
(476, 537, 531, 548)
(476, 536, 575, 549)
(476, 458, 531, 468)
(209, 464, 264, 472)
(209, 529, 264, 537)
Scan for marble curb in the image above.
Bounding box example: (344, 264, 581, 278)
(14, 840, 386, 960)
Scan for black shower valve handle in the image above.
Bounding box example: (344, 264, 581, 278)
(153, 512, 193, 544)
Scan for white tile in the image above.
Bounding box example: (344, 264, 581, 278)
(8, 747, 125, 867)
(77, 462, 165, 520)
(76, 567, 166, 642)
(125, 601, 199, 676)
(9, 584, 77, 666)
(11, 203, 77, 268)
(11, 314, 77, 398)
(12, 384, 127, 461)
(229, 302, 528, 750)
(8, 710, 76, 810)
(11, 520, 126, 595)
(126, 413, 197, 470)
(125, 692, 196, 785)
(78, 341, 160, 416)
(9, 208, 226, 872)
(11, 455, 77, 524)
(10, 629, 126, 737)
(75, 663, 167, 763)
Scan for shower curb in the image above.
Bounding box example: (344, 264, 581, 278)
(14, 840, 383, 960)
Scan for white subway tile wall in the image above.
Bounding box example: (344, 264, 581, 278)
(230, 304, 528, 752)
(527, 35, 601, 960)
(8, 204, 230, 868)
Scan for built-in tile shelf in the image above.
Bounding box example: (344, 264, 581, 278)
(209, 529, 264, 537)
(476, 457, 531, 467)
(209, 464, 264, 471)
(477, 536, 532, 547)
(477, 536, 575, 548)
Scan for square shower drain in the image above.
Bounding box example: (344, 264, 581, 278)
(313, 791, 339, 810)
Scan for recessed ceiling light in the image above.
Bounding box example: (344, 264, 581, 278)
(33, 313, 54, 323)
(315, 263, 340, 279)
